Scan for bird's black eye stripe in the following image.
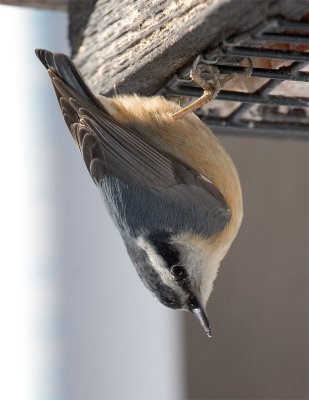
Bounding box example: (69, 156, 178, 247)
(148, 232, 180, 267)
(171, 265, 186, 280)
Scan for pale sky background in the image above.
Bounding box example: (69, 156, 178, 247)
(0, 6, 69, 400)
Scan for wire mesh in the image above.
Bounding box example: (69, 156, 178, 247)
(162, 15, 309, 140)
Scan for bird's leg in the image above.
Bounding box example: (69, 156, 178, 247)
(170, 58, 252, 120)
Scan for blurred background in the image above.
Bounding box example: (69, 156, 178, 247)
(0, 4, 307, 400)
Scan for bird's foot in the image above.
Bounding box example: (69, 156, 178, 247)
(170, 56, 252, 120)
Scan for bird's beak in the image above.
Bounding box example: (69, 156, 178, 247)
(191, 297, 212, 337)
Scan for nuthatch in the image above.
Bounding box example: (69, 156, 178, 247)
(36, 49, 252, 336)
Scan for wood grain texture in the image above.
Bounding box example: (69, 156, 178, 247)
(69, 0, 98, 55)
(0, 0, 68, 10)
(71, 0, 308, 96)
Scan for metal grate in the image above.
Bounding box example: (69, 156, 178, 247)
(162, 16, 309, 140)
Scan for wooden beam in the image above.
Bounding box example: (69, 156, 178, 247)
(70, 0, 308, 97)
(0, 0, 68, 10)
(69, 0, 98, 57)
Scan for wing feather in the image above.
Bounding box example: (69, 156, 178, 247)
(36, 49, 231, 231)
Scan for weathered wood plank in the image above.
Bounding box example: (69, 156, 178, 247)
(0, 0, 68, 10)
(69, 0, 98, 56)
(71, 0, 308, 97)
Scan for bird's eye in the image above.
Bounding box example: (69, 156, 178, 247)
(171, 265, 186, 279)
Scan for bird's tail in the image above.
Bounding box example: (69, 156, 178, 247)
(35, 49, 102, 108)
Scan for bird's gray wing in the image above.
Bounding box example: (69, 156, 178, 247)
(36, 49, 231, 232)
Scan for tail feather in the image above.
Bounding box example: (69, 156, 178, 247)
(35, 49, 102, 109)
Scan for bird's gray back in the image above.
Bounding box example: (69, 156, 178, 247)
(100, 175, 230, 240)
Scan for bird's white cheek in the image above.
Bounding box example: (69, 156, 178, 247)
(199, 260, 220, 306)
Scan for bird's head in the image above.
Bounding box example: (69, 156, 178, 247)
(126, 231, 226, 337)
